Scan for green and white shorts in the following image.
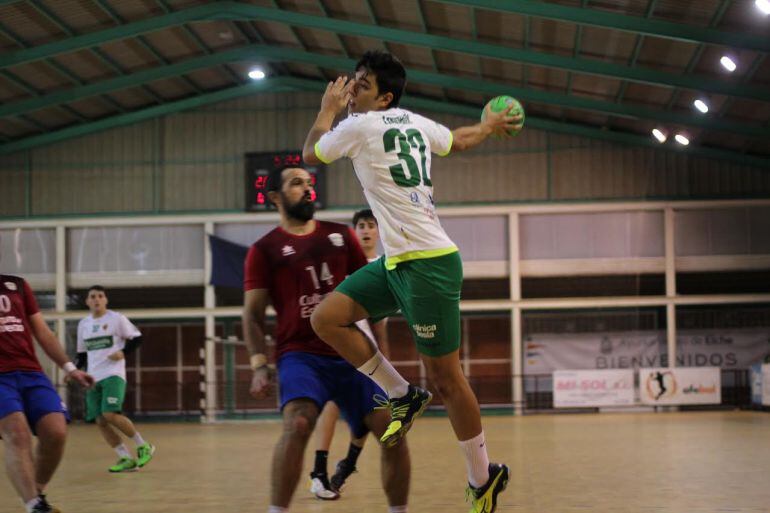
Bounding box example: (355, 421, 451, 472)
(337, 251, 463, 357)
(86, 375, 126, 421)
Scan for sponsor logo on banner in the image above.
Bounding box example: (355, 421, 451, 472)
(553, 369, 635, 408)
(524, 329, 770, 375)
(763, 364, 770, 407)
(639, 367, 721, 405)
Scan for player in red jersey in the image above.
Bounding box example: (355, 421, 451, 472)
(1, 269, 94, 513)
(242, 164, 411, 513)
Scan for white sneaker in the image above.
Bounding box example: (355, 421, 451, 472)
(309, 472, 340, 500)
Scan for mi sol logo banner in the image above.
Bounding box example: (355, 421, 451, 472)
(85, 336, 113, 351)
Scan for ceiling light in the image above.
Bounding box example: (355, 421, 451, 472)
(652, 128, 667, 143)
(248, 68, 266, 80)
(720, 56, 737, 72)
(693, 99, 709, 113)
(674, 134, 690, 146)
(756, 0, 770, 15)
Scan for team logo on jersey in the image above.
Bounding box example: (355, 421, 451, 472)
(410, 192, 420, 204)
(103, 324, 108, 331)
(282, 245, 296, 256)
(328, 233, 344, 247)
(4, 281, 17, 291)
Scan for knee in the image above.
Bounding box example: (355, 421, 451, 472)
(40, 424, 67, 447)
(286, 412, 315, 439)
(96, 415, 108, 426)
(1, 422, 32, 450)
(100, 412, 115, 423)
(310, 304, 332, 338)
(428, 371, 462, 399)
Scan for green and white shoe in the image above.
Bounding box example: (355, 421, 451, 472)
(109, 457, 137, 473)
(136, 443, 156, 468)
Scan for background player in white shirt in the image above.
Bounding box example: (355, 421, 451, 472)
(76, 286, 154, 473)
(303, 50, 521, 513)
(310, 209, 390, 498)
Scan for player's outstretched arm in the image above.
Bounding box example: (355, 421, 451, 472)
(450, 104, 523, 152)
(242, 288, 272, 399)
(303, 76, 354, 165)
(29, 312, 94, 388)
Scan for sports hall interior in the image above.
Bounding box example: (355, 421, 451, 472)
(0, 1, 769, 512)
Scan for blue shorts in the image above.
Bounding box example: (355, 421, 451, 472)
(277, 352, 384, 439)
(0, 371, 70, 434)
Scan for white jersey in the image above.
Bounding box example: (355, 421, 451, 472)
(77, 310, 140, 382)
(315, 108, 457, 269)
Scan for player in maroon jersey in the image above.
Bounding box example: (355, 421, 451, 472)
(241, 164, 410, 513)
(1, 268, 94, 513)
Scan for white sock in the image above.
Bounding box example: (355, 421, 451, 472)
(459, 431, 490, 488)
(114, 443, 131, 459)
(132, 432, 146, 446)
(267, 506, 287, 513)
(25, 497, 41, 513)
(388, 506, 408, 513)
(356, 351, 409, 398)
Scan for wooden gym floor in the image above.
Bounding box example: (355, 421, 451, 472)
(2, 411, 769, 513)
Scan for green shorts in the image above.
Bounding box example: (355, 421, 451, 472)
(337, 251, 463, 357)
(86, 375, 126, 421)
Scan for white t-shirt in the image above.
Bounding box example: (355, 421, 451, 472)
(77, 310, 140, 382)
(315, 108, 457, 269)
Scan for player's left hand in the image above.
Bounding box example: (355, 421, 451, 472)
(481, 103, 523, 138)
(108, 350, 125, 361)
(67, 369, 95, 388)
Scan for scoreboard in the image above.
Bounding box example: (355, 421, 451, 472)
(244, 150, 325, 212)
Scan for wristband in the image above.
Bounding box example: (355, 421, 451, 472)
(250, 353, 268, 371)
(62, 362, 77, 374)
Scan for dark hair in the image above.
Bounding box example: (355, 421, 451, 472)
(355, 50, 406, 108)
(266, 163, 307, 193)
(352, 209, 377, 227)
(266, 166, 286, 193)
(87, 285, 106, 294)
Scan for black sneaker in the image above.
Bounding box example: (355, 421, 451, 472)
(33, 495, 61, 513)
(330, 458, 357, 492)
(309, 471, 340, 500)
(465, 463, 509, 513)
(377, 385, 433, 448)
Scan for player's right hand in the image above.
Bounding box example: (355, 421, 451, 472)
(68, 369, 95, 388)
(249, 367, 272, 399)
(320, 76, 354, 115)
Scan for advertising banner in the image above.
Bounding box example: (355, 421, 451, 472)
(553, 369, 635, 408)
(639, 367, 721, 405)
(525, 329, 770, 375)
